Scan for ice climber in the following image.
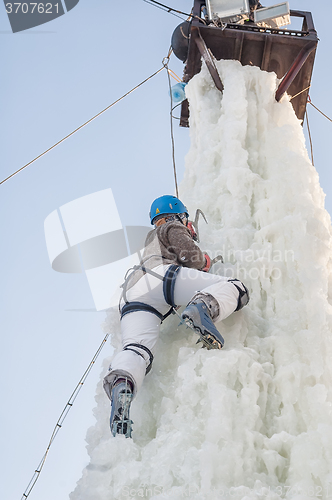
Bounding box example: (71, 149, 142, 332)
(103, 195, 249, 437)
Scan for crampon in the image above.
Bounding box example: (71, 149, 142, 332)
(110, 378, 133, 438)
(181, 301, 224, 350)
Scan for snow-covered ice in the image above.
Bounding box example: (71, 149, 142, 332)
(70, 60, 332, 500)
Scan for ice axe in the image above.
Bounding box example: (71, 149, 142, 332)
(210, 255, 224, 267)
(188, 209, 208, 243)
(187, 210, 223, 266)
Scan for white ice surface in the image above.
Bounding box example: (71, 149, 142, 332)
(70, 61, 332, 500)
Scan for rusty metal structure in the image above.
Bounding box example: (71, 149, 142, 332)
(175, 0, 318, 127)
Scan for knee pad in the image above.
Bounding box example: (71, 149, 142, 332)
(228, 279, 250, 311)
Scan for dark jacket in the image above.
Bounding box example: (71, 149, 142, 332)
(126, 221, 206, 289)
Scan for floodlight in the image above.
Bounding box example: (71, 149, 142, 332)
(206, 0, 249, 21)
(254, 2, 290, 27)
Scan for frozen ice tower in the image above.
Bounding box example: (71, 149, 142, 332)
(70, 60, 332, 499)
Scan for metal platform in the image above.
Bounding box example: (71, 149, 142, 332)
(179, 1, 318, 126)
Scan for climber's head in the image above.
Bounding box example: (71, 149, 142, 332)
(150, 195, 188, 226)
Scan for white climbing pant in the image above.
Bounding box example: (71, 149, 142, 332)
(103, 264, 241, 399)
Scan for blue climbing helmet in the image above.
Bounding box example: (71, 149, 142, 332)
(150, 195, 188, 225)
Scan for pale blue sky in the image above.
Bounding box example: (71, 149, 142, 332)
(1, 1, 331, 499)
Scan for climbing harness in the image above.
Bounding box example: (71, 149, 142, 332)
(120, 208, 216, 324)
(120, 262, 181, 322)
(119, 262, 181, 374)
(121, 301, 164, 321)
(163, 264, 181, 307)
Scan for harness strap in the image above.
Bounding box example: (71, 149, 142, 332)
(123, 347, 145, 361)
(163, 264, 181, 307)
(120, 260, 166, 305)
(121, 263, 181, 320)
(140, 265, 165, 281)
(228, 279, 250, 311)
(162, 307, 176, 322)
(123, 343, 154, 374)
(121, 301, 163, 321)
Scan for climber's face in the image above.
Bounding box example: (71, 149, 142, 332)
(154, 213, 188, 227)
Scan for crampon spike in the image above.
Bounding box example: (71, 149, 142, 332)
(110, 378, 134, 438)
(175, 307, 223, 349)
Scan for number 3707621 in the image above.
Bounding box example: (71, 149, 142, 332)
(5, 3, 60, 14)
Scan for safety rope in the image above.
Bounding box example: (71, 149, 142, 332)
(289, 85, 311, 101)
(142, 0, 206, 24)
(20, 332, 110, 500)
(142, 0, 186, 21)
(1, 67, 164, 186)
(308, 95, 332, 123)
(305, 109, 314, 166)
(171, 102, 182, 120)
(304, 95, 332, 167)
(163, 49, 179, 198)
(167, 68, 182, 83)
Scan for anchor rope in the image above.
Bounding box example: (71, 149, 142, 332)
(289, 85, 311, 101)
(1, 67, 165, 186)
(142, 0, 186, 21)
(308, 95, 332, 123)
(142, 0, 206, 24)
(2, 61, 182, 194)
(167, 68, 182, 83)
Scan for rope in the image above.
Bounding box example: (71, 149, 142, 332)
(305, 109, 314, 166)
(180, 24, 190, 39)
(1, 67, 164, 186)
(289, 85, 311, 101)
(163, 51, 179, 198)
(167, 68, 182, 83)
(171, 102, 182, 120)
(20, 332, 110, 500)
(308, 95, 332, 123)
(142, 0, 206, 24)
(142, 0, 186, 21)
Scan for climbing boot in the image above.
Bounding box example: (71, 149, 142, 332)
(110, 377, 133, 438)
(181, 300, 224, 350)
